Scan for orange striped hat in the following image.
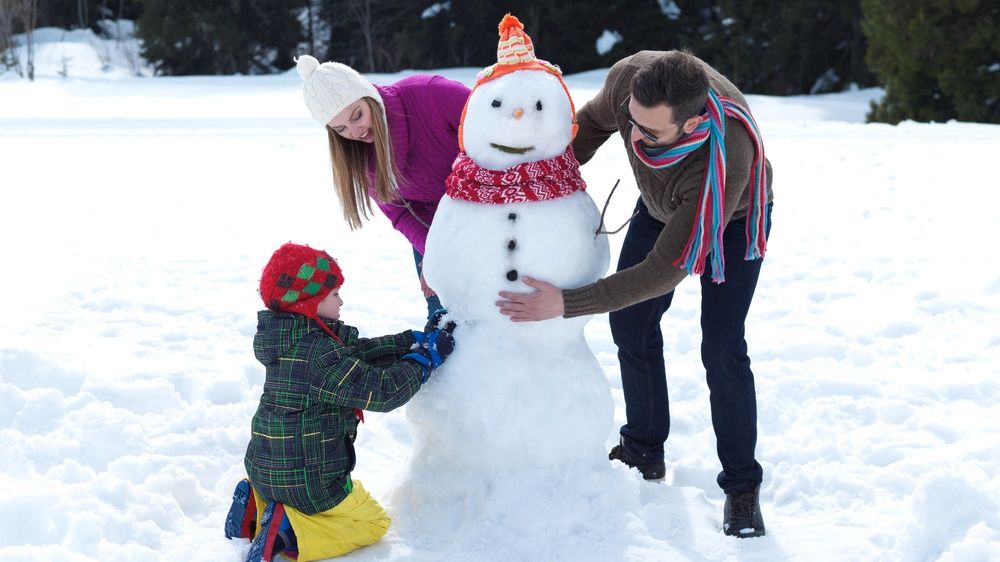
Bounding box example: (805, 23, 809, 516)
(461, 13, 577, 148)
(496, 14, 537, 65)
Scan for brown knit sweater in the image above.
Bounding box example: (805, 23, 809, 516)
(563, 51, 774, 318)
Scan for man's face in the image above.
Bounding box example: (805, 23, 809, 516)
(622, 95, 687, 148)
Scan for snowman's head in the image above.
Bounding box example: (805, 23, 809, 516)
(461, 69, 573, 170)
(456, 13, 578, 171)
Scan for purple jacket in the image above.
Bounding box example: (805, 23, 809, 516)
(367, 75, 470, 255)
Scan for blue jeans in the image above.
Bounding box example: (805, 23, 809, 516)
(609, 198, 771, 493)
(413, 247, 443, 321)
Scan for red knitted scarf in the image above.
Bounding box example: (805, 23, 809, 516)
(446, 147, 587, 204)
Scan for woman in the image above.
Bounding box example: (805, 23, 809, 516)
(296, 54, 470, 319)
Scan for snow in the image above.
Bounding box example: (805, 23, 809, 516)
(809, 68, 840, 95)
(2, 29, 1000, 562)
(596, 30, 623, 57)
(420, 2, 451, 20)
(2, 26, 149, 79)
(657, 0, 682, 20)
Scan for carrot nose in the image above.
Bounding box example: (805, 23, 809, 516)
(513, 108, 524, 119)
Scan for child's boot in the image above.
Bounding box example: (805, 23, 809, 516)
(225, 478, 257, 540)
(246, 501, 298, 562)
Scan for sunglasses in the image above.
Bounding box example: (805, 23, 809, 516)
(619, 96, 661, 144)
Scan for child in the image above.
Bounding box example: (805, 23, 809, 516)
(224, 242, 455, 562)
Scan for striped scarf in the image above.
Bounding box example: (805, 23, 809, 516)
(631, 89, 768, 283)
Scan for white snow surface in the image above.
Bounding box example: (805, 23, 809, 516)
(1, 26, 150, 80)
(2, 32, 1000, 562)
(596, 30, 623, 56)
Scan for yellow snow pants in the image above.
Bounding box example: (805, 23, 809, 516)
(252, 479, 391, 561)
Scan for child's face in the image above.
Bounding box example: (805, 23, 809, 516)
(317, 290, 343, 320)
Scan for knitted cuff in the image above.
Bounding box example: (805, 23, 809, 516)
(403, 352, 432, 383)
(562, 285, 602, 318)
(404, 350, 431, 367)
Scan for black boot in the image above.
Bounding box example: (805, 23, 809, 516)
(608, 437, 665, 481)
(723, 485, 765, 538)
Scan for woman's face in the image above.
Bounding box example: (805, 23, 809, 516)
(327, 100, 374, 143)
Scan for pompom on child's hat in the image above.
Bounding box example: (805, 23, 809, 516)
(259, 242, 344, 339)
(296, 54, 383, 127)
(459, 14, 578, 149)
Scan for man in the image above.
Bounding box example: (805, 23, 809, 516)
(496, 50, 773, 538)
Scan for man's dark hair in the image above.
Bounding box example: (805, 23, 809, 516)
(631, 51, 709, 124)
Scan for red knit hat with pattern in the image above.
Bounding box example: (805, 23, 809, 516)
(259, 242, 344, 339)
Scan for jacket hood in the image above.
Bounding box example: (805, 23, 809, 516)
(253, 310, 357, 365)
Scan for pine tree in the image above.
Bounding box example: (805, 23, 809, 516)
(136, 0, 306, 75)
(34, 0, 142, 29)
(697, 0, 871, 95)
(863, 0, 999, 123)
(313, 0, 424, 73)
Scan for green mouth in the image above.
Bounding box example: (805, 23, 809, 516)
(490, 143, 535, 155)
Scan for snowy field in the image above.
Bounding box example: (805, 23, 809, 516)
(2, 32, 1000, 562)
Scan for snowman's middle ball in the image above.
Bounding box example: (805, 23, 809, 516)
(462, 70, 574, 171)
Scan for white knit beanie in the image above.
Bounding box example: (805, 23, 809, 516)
(296, 55, 383, 126)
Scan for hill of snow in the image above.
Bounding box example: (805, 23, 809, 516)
(1, 25, 999, 562)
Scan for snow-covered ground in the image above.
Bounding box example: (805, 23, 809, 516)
(1, 30, 999, 562)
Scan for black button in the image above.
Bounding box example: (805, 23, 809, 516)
(508, 213, 517, 221)
(507, 240, 517, 250)
(506, 270, 518, 281)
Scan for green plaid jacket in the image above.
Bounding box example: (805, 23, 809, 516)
(245, 310, 422, 515)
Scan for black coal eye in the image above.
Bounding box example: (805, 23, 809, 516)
(491, 99, 502, 108)
(535, 100, 543, 111)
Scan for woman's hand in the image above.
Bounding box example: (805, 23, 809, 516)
(420, 271, 436, 298)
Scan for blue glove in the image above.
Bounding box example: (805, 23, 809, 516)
(425, 328, 455, 363)
(411, 329, 426, 346)
(403, 350, 432, 382)
(404, 328, 456, 383)
(424, 308, 457, 335)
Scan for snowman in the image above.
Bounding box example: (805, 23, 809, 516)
(395, 15, 613, 525)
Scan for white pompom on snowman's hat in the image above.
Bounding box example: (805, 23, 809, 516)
(458, 14, 577, 150)
(295, 54, 383, 127)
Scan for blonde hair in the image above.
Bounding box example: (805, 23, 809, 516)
(326, 97, 400, 230)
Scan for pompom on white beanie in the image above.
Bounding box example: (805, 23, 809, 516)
(296, 54, 383, 126)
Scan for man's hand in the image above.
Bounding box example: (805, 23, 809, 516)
(496, 276, 564, 322)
